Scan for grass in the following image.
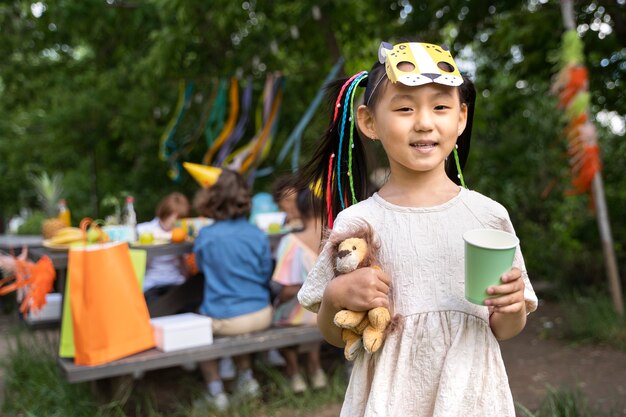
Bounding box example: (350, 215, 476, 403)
(517, 387, 623, 417)
(0, 324, 345, 417)
(1, 327, 116, 417)
(3, 294, 626, 416)
(558, 290, 626, 353)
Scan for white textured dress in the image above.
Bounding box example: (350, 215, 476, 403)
(298, 188, 538, 417)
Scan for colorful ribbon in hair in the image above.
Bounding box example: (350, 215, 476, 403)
(337, 71, 368, 209)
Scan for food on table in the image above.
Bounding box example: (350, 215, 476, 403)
(139, 232, 155, 245)
(47, 227, 84, 245)
(170, 227, 187, 243)
(28, 172, 66, 238)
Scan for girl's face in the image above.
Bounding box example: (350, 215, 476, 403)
(359, 81, 467, 180)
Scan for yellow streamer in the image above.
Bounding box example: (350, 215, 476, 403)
(202, 78, 240, 165)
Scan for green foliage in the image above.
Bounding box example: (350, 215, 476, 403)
(517, 386, 622, 417)
(0, 325, 347, 416)
(1, 1, 625, 295)
(559, 290, 626, 352)
(16, 211, 46, 235)
(1, 328, 116, 417)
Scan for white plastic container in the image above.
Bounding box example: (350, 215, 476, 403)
(27, 292, 62, 323)
(150, 313, 213, 352)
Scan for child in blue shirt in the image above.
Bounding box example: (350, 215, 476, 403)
(193, 168, 273, 410)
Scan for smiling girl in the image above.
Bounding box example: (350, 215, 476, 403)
(296, 41, 538, 416)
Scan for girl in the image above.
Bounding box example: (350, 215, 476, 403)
(271, 186, 327, 393)
(193, 168, 273, 410)
(137, 192, 202, 317)
(297, 41, 538, 416)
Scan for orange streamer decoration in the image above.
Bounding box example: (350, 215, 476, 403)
(552, 63, 602, 195)
(0, 256, 56, 314)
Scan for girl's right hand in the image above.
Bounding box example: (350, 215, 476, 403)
(325, 266, 391, 312)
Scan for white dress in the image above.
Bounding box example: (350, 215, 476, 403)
(298, 188, 538, 417)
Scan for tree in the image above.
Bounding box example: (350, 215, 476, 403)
(1, 0, 624, 291)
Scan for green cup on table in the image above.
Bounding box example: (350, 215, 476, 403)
(463, 229, 519, 305)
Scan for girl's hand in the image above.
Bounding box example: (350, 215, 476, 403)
(325, 266, 390, 312)
(486, 267, 528, 340)
(484, 267, 525, 314)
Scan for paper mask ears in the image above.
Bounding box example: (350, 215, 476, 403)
(183, 162, 222, 188)
(377, 41, 463, 87)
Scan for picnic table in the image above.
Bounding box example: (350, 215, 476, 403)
(0, 234, 44, 252)
(21, 230, 323, 393)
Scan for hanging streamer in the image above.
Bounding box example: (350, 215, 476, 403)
(204, 79, 229, 148)
(159, 80, 194, 181)
(159, 80, 194, 161)
(247, 89, 284, 185)
(275, 58, 344, 173)
(222, 77, 273, 170)
(203, 78, 239, 165)
(215, 79, 254, 166)
(240, 75, 284, 173)
(225, 73, 284, 176)
(182, 79, 219, 155)
(551, 29, 602, 195)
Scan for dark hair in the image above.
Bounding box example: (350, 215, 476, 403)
(446, 76, 476, 186)
(193, 169, 251, 220)
(271, 174, 296, 204)
(295, 186, 314, 221)
(296, 44, 476, 230)
(156, 192, 190, 220)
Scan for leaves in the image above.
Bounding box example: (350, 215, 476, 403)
(1, 0, 625, 290)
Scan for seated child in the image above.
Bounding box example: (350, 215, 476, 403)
(271, 186, 328, 392)
(193, 168, 273, 410)
(271, 174, 303, 230)
(137, 192, 202, 317)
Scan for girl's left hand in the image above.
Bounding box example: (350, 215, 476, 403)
(484, 267, 525, 314)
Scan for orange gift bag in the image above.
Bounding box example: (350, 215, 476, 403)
(68, 241, 154, 366)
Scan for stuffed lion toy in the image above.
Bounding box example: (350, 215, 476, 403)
(329, 220, 391, 360)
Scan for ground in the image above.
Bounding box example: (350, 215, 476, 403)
(501, 301, 626, 414)
(1, 300, 625, 415)
(296, 300, 626, 416)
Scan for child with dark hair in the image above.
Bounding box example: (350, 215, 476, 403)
(193, 168, 273, 410)
(271, 186, 327, 393)
(270, 174, 302, 230)
(296, 41, 537, 416)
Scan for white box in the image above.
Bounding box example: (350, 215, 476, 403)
(27, 292, 62, 323)
(150, 313, 213, 352)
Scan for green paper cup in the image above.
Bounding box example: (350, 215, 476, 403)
(463, 229, 519, 305)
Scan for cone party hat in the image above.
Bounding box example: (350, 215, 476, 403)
(183, 162, 222, 188)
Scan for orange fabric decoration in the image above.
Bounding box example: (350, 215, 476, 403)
(552, 61, 601, 196)
(0, 256, 56, 315)
(557, 66, 588, 108)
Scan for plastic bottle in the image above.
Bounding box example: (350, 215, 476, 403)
(122, 196, 138, 241)
(57, 199, 71, 227)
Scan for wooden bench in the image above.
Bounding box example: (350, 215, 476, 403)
(58, 325, 324, 384)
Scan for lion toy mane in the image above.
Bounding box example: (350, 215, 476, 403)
(329, 220, 391, 360)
